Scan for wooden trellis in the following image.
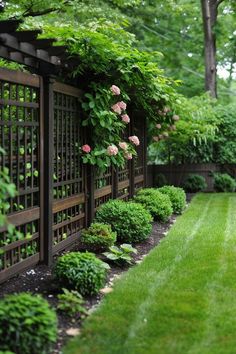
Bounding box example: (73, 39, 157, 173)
(0, 20, 147, 283)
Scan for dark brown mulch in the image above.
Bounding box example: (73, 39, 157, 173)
(0, 215, 179, 353)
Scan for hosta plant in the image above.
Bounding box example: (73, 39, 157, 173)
(103, 244, 137, 266)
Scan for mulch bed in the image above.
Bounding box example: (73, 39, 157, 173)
(0, 215, 180, 353)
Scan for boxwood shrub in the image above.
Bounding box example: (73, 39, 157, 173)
(134, 188, 173, 222)
(158, 185, 186, 214)
(54, 252, 109, 296)
(214, 173, 236, 192)
(81, 222, 116, 252)
(183, 174, 207, 192)
(95, 199, 153, 243)
(0, 293, 57, 354)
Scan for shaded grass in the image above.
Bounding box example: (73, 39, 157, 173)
(65, 193, 236, 354)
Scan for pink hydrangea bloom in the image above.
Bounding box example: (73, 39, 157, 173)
(119, 142, 128, 150)
(121, 114, 130, 124)
(163, 106, 170, 113)
(111, 104, 122, 115)
(117, 101, 127, 110)
(128, 135, 140, 146)
(81, 144, 91, 153)
(124, 152, 133, 160)
(171, 125, 177, 130)
(110, 85, 121, 96)
(156, 123, 161, 129)
(172, 114, 180, 121)
(153, 136, 159, 142)
(107, 145, 118, 156)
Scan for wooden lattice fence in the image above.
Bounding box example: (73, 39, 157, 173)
(0, 68, 147, 283)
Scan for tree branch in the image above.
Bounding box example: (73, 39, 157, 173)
(22, 0, 70, 18)
(216, 0, 225, 8)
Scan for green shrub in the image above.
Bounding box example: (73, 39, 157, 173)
(134, 188, 173, 222)
(154, 173, 168, 187)
(0, 293, 57, 354)
(54, 252, 109, 296)
(183, 174, 207, 193)
(81, 222, 116, 252)
(214, 173, 236, 192)
(57, 288, 88, 317)
(158, 185, 186, 214)
(95, 200, 152, 243)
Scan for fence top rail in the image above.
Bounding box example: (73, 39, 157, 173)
(0, 67, 40, 87)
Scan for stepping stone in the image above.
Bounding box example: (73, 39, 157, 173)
(100, 287, 113, 294)
(66, 328, 81, 336)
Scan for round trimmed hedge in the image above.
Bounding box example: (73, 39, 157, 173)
(183, 174, 207, 192)
(81, 222, 116, 252)
(134, 188, 173, 222)
(158, 185, 186, 214)
(214, 173, 236, 192)
(95, 199, 153, 243)
(0, 293, 57, 354)
(54, 252, 109, 296)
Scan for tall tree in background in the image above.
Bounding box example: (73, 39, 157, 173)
(201, 0, 225, 98)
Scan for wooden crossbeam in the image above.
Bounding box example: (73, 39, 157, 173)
(0, 19, 22, 33)
(14, 30, 42, 42)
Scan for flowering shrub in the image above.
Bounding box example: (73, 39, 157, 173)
(80, 84, 137, 170)
(95, 199, 153, 243)
(134, 188, 173, 222)
(158, 185, 186, 214)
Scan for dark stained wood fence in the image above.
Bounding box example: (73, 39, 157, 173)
(0, 68, 147, 283)
(148, 164, 236, 191)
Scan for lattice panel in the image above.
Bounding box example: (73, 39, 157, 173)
(53, 87, 85, 250)
(94, 168, 112, 210)
(0, 78, 40, 272)
(118, 161, 130, 200)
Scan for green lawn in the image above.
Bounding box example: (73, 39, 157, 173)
(65, 193, 236, 354)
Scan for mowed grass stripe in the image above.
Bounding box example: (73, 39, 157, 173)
(65, 194, 236, 354)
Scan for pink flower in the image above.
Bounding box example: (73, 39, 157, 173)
(110, 85, 120, 96)
(121, 114, 130, 124)
(171, 125, 177, 131)
(81, 144, 91, 153)
(156, 123, 161, 129)
(107, 145, 118, 156)
(163, 106, 170, 113)
(124, 152, 132, 160)
(172, 114, 180, 121)
(111, 104, 122, 115)
(128, 135, 140, 146)
(117, 101, 127, 110)
(153, 136, 159, 142)
(119, 142, 128, 150)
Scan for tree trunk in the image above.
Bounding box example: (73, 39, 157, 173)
(201, 0, 218, 98)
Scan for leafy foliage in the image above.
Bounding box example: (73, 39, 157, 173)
(0, 293, 57, 354)
(103, 244, 137, 266)
(95, 199, 153, 243)
(134, 188, 173, 222)
(54, 252, 109, 296)
(214, 173, 236, 192)
(154, 173, 168, 188)
(57, 288, 88, 317)
(183, 174, 207, 193)
(158, 186, 186, 214)
(81, 222, 117, 252)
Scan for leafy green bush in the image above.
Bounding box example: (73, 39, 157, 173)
(95, 200, 152, 243)
(134, 188, 173, 222)
(0, 293, 57, 354)
(183, 174, 207, 193)
(57, 288, 88, 317)
(54, 252, 109, 296)
(103, 244, 137, 266)
(214, 173, 236, 192)
(81, 222, 116, 252)
(154, 173, 168, 187)
(158, 185, 186, 214)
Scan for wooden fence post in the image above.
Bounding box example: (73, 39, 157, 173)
(112, 167, 118, 199)
(86, 164, 95, 225)
(42, 75, 54, 265)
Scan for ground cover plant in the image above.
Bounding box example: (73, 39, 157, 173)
(158, 185, 186, 214)
(134, 188, 173, 222)
(95, 199, 153, 243)
(0, 292, 57, 354)
(65, 193, 236, 354)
